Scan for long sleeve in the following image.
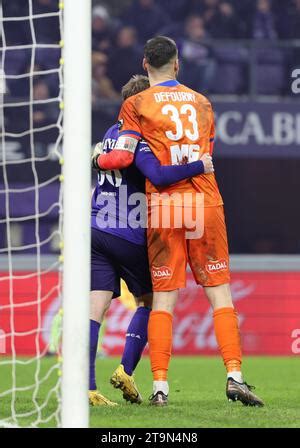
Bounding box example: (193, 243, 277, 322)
(135, 145, 204, 187)
(97, 150, 134, 170)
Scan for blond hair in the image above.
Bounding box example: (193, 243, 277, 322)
(121, 75, 150, 100)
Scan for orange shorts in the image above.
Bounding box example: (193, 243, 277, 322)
(147, 205, 230, 291)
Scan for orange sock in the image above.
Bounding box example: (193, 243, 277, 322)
(213, 307, 242, 372)
(148, 310, 173, 381)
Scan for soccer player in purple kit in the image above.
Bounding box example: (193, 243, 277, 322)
(89, 75, 212, 406)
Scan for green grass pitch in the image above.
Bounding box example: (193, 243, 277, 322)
(0, 356, 299, 428)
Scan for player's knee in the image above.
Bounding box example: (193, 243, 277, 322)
(90, 290, 113, 322)
(152, 290, 178, 314)
(204, 283, 233, 310)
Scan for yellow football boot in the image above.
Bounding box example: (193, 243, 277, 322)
(89, 390, 118, 406)
(110, 364, 142, 404)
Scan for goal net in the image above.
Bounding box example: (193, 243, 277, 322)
(0, 0, 91, 428)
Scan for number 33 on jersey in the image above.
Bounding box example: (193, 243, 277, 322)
(162, 103, 200, 164)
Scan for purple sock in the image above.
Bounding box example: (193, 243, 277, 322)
(89, 319, 100, 390)
(121, 306, 151, 376)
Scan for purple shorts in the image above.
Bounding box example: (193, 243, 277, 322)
(91, 227, 152, 298)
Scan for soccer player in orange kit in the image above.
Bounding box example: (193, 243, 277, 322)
(94, 36, 264, 408)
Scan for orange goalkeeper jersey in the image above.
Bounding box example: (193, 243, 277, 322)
(118, 80, 223, 207)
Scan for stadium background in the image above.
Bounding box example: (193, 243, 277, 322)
(1, 0, 300, 359)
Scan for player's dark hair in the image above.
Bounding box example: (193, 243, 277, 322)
(144, 36, 178, 69)
(121, 75, 150, 100)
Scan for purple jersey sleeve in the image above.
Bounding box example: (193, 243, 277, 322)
(134, 143, 204, 187)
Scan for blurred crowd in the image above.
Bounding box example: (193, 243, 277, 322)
(91, 0, 300, 98)
(2, 0, 300, 108)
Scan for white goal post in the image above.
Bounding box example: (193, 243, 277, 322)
(62, 0, 91, 428)
(0, 0, 91, 428)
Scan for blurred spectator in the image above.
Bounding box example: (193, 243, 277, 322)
(271, 0, 291, 38)
(108, 26, 142, 91)
(189, 0, 246, 38)
(92, 5, 114, 53)
(210, 2, 244, 38)
(253, 0, 277, 39)
(32, 80, 59, 151)
(122, 0, 169, 41)
(190, 0, 219, 21)
(286, 0, 300, 38)
(190, 0, 219, 13)
(179, 16, 216, 93)
(33, 81, 58, 126)
(33, 80, 49, 103)
(190, 0, 218, 41)
(33, 80, 50, 104)
(96, 0, 132, 16)
(159, 0, 190, 21)
(92, 52, 120, 102)
(231, 0, 256, 36)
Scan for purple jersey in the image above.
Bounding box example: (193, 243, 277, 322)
(91, 124, 147, 245)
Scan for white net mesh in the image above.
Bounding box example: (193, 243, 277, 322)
(0, 0, 64, 427)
